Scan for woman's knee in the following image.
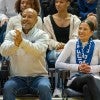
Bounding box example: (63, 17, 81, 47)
(83, 84, 88, 91)
(84, 74, 95, 84)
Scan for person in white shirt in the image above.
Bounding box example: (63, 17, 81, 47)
(0, 0, 17, 18)
(0, 8, 51, 100)
(0, 0, 17, 60)
(55, 20, 100, 100)
(6, 0, 42, 33)
(0, 0, 17, 26)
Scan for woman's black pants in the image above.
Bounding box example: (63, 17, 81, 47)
(69, 74, 100, 100)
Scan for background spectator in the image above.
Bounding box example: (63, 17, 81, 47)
(0, 0, 17, 25)
(6, 0, 42, 33)
(67, 0, 79, 17)
(0, 0, 17, 61)
(0, 0, 17, 18)
(97, 0, 100, 39)
(39, 0, 57, 20)
(86, 14, 98, 38)
(78, 0, 97, 21)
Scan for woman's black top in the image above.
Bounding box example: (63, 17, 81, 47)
(50, 15, 70, 43)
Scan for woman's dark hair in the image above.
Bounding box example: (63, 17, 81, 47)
(80, 20, 98, 40)
(82, 19, 95, 31)
(15, 0, 40, 14)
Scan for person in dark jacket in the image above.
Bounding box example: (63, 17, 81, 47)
(78, 0, 97, 21)
(97, 0, 100, 39)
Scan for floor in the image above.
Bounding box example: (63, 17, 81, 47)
(0, 96, 63, 100)
(0, 96, 83, 100)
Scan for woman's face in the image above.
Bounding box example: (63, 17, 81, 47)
(20, 0, 34, 12)
(55, 0, 69, 12)
(78, 22, 93, 42)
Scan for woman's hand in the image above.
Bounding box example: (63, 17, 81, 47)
(55, 42, 65, 50)
(78, 63, 91, 73)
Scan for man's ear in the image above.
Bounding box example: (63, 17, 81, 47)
(35, 18, 38, 24)
(67, 1, 71, 8)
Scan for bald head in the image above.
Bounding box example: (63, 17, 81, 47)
(21, 8, 38, 34)
(22, 8, 37, 17)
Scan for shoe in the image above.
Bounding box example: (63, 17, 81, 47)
(53, 88, 62, 98)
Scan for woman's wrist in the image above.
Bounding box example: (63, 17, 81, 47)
(78, 65, 82, 72)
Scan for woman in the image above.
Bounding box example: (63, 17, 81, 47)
(55, 20, 100, 100)
(43, 0, 81, 50)
(6, 0, 42, 33)
(43, 0, 81, 97)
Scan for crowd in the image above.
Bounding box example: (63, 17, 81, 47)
(0, 0, 99, 100)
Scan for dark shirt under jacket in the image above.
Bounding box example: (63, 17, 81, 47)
(50, 15, 70, 43)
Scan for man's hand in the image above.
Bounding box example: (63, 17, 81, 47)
(14, 30, 22, 47)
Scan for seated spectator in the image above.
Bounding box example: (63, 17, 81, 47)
(0, 0, 17, 61)
(86, 14, 98, 38)
(78, 0, 97, 21)
(0, 8, 51, 100)
(55, 20, 100, 100)
(43, 0, 81, 97)
(0, 0, 17, 18)
(97, 0, 100, 39)
(6, 0, 42, 33)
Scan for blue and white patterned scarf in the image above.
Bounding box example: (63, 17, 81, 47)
(76, 37, 95, 65)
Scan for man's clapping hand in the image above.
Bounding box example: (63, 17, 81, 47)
(14, 30, 22, 47)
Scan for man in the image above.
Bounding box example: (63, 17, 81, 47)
(0, 8, 51, 100)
